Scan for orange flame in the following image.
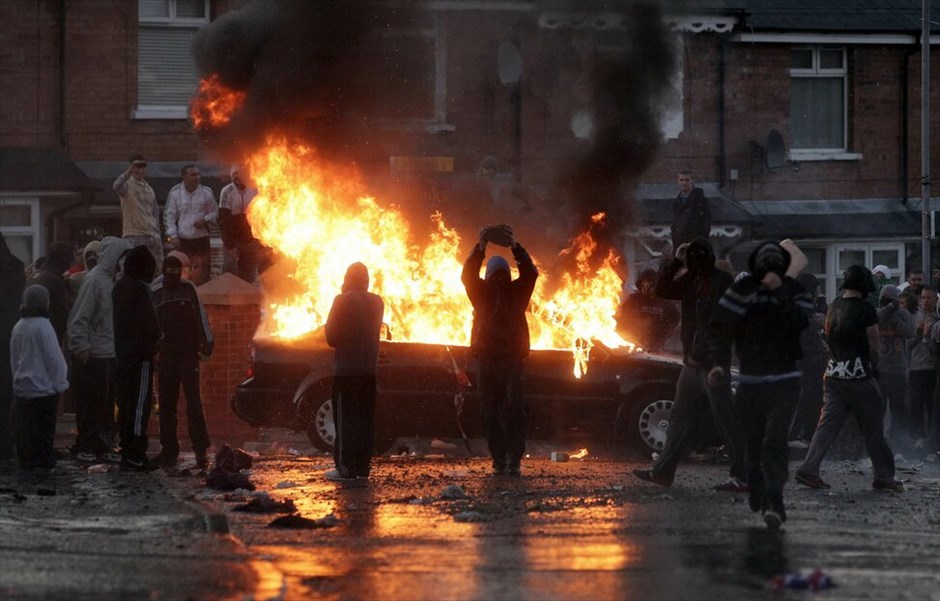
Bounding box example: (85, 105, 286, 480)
(570, 448, 589, 459)
(190, 74, 246, 130)
(247, 139, 636, 376)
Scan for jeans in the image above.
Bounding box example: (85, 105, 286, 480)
(741, 379, 800, 517)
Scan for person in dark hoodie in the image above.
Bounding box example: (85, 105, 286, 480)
(704, 241, 813, 530)
(112, 246, 162, 471)
(461, 226, 538, 476)
(30, 241, 73, 345)
(150, 255, 215, 469)
(324, 262, 385, 482)
(615, 267, 680, 351)
(0, 233, 26, 467)
(632, 237, 746, 491)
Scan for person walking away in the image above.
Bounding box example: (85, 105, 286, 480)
(114, 155, 162, 268)
(112, 246, 162, 471)
(908, 287, 938, 442)
(164, 164, 217, 286)
(789, 273, 829, 445)
(632, 238, 747, 491)
(66, 237, 131, 463)
(795, 266, 903, 492)
(151, 255, 214, 469)
(614, 268, 679, 351)
(462, 225, 538, 476)
(0, 234, 26, 467)
(324, 262, 384, 481)
(704, 242, 812, 529)
(219, 166, 260, 283)
(30, 242, 73, 345)
(876, 285, 914, 446)
(9, 285, 69, 471)
(670, 170, 711, 249)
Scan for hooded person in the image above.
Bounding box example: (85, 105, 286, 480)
(703, 241, 813, 529)
(796, 265, 903, 492)
(9, 284, 69, 471)
(462, 226, 538, 476)
(633, 237, 748, 492)
(150, 255, 215, 469)
(69, 240, 100, 296)
(615, 267, 679, 351)
(31, 241, 73, 343)
(66, 236, 132, 462)
(112, 245, 162, 471)
(323, 262, 385, 481)
(876, 283, 915, 442)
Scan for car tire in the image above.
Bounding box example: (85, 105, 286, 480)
(300, 391, 397, 455)
(623, 388, 675, 453)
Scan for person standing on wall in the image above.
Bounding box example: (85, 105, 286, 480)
(164, 165, 217, 286)
(114, 155, 163, 268)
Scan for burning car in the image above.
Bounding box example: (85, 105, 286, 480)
(231, 329, 683, 454)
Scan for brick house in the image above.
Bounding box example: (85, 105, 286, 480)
(1, 0, 937, 300)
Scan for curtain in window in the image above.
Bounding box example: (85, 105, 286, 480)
(138, 27, 199, 106)
(791, 77, 844, 150)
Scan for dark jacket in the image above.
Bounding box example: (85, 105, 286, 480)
(705, 275, 813, 376)
(325, 263, 385, 377)
(671, 187, 711, 248)
(112, 246, 161, 364)
(31, 247, 72, 344)
(655, 239, 732, 366)
(151, 279, 214, 359)
(462, 243, 538, 360)
(615, 293, 679, 351)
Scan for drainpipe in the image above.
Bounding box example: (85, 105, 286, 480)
(57, 0, 66, 149)
(901, 42, 919, 204)
(717, 34, 727, 189)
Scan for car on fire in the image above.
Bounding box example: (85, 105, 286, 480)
(232, 328, 685, 454)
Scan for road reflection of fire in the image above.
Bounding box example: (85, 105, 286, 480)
(193, 75, 637, 376)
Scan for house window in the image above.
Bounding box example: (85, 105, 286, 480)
(830, 243, 904, 298)
(135, 0, 210, 119)
(789, 46, 847, 152)
(0, 198, 40, 265)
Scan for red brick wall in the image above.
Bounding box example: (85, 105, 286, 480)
(161, 301, 260, 448)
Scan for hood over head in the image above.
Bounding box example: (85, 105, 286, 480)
(872, 264, 891, 279)
(22, 284, 49, 311)
(162, 255, 183, 288)
(122, 246, 157, 284)
(748, 241, 791, 277)
(342, 262, 370, 293)
(484, 256, 510, 282)
(685, 237, 715, 275)
(95, 237, 132, 276)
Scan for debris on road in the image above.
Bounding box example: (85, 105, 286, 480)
(232, 492, 297, 514)
(768, 569, 836, 591)
(206, 444, 257, 491)
(267, 512, 341, 529)
(274, 480, 298, 489)
(440, 484, 468, 500)
(453, 510, 488, 523)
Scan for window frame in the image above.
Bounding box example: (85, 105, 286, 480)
(789, 45, 849, 156)
(0, 198, 41, 265)
(828, 242, 905, 299)
(134, 0, 211, 120)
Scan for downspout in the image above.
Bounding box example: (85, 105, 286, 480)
(901, 41, 919, 204)
(717, 34, 727, 188)
(57, 0, 66, 149)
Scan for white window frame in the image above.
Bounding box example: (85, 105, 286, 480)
(826, 242, 905, 299)
(789, 46, 857, 160)
(0, 197, 41, 265)
(134, 0, 210, 120)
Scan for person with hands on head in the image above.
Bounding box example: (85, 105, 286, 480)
(703, 241, 813, 530)
(114, 155, 163, 268)
(462, 225, 538, 477)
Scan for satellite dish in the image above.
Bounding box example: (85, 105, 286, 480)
(766, 129, 787, 170)
(497, 41, 522, 86)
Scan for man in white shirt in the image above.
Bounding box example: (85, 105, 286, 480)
(164, 164, 218, 286)
(113, 154, 163, 267)
(219, 166, 260, 283)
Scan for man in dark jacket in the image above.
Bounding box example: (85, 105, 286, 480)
(615, 268, 679, 351)
(462, 226, 538, 476)
(112, 246, 162, 471)
(150, 255, 215, 469)
(324, 262, 385, 481)
(632, 237, 746, 491)
(31, 241, 73, 344)
(704, 241, 813, 530)
(671, 170, 711, 248)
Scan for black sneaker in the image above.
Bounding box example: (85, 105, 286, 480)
(764, 510, 783, 531)
(120, 456, 159, 472)
(632, 468, 673, 487)
(193, 449, 208, 470)
(795, 471, 831, 489)
(872, 479, 904, 492)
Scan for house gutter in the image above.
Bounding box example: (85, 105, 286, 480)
(901, 41, 919, 204)
(57, 0, 66, 149)
(717, 33, 728, 189)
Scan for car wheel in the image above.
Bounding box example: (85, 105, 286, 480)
(626, 389, 674, 453)
(305, 396, 336, 452)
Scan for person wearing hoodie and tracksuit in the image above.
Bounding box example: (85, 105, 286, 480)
(112, 246, 162, 471)
(324, 262, 385, 481)
(632, 237, 747, 491)
(461, 228, 538, 476)
(67, 236, 132, 462)
(703, 241, 813, 529)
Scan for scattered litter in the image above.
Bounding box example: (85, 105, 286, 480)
(233, 493, 297, 514)
(287, 447, 301, 456)
(453, 510, 488, 523)
(768, 569, 836, 591)
(408, 496, 435, 505)
(430, 438, 457, 450)
(274, 480, 298, 489)
(206, 444, 256, 491)
(551, 452, 569, 462)
(653, 494, 674, 501)
(423, 454, 445, 460)
(86, 464, 110, 473)
(440, 484, 468, 500)
(268, 512, 341, 529)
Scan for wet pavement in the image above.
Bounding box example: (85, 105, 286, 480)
(2, 438, 938, 600)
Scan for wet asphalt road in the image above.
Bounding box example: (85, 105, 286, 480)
(1, 438, 938, 600)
